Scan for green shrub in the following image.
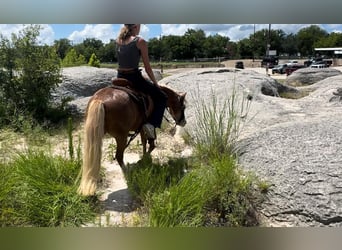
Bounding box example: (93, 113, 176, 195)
(62, 48, 86, 67)
(0, 25, 70, 128)
(88, 53, 101, 67)
(204, 156, 257, 226)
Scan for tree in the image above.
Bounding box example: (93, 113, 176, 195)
(237, 38, 253, 59)
(100, 39, 117, 63)
(203, 34, 229, 58)
(0, 24, 61, 125)
(297, 25, 328, 56)
(62, 48, 86, 67)
(53, 38, 72, 60)
(315, 32, 342, 48)
(183, 29, 206, 60)
(88, 53, 100, 67)
(281, 33, 299, 56)
(74, 38, 104, 62)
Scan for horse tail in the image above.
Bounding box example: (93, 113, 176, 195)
(78, 99, 105, 196)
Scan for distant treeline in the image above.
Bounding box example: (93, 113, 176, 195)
(52, 24, 342, 64)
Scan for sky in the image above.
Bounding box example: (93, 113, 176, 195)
(1, 24, 342, 45)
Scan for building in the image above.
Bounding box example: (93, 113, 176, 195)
(314, 47, 342, 66)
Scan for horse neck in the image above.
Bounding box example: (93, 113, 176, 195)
(160, 85, 176, 107)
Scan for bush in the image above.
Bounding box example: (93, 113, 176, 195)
(0, 25, 64, 127)
(88, 53, 101, 67)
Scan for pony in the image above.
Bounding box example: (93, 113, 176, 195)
(78, 78, 187, 196)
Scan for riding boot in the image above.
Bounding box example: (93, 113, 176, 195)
(143, 123, 156, 139)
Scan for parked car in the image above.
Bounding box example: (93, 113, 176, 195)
(286, 60, 299, 66)
(286, 64, 305, 76)
(310, 63, 327, 69)
(235, 61, 244, 69)
(261, 56, 279, 68)
(304, 57, 332, 67)
(272, 64, 288, 74)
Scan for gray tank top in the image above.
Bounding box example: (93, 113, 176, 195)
(116, 37, 141, 69)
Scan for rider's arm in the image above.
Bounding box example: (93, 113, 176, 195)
(137, 37, 159, 86)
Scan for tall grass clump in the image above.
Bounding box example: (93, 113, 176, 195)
(148, 167, 209, 227)
(188, 87, 260, 226)
(192, 87, 251, 160)
(0, 151, 97, 227)
(0, 122, 98, 227)
(125, 157, 188, 204)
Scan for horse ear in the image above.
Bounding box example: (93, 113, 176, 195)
(180, 92, 186, 101)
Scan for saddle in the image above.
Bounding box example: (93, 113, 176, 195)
(111, 77, 153, 121)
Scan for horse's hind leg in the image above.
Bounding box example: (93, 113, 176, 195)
(114, 135, 128, 171)
(147, 139, 155, 154)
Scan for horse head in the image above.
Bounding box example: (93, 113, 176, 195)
(160, 85, 187, 127)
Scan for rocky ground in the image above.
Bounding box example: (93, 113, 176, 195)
(57, 64, 342, 227)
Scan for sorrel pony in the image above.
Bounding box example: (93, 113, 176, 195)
(78, 78, 186, 196)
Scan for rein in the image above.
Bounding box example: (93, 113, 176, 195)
(164, 107, 177, 127)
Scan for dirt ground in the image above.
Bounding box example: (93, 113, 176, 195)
(87, 125, 191, 227)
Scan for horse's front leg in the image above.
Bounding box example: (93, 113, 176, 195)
(115, 135, 128, 172)
(140, 132, 147, 155)
(140, 133, 155, 155)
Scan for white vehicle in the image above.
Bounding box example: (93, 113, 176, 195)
(310, 64, 327, 68)
(287, 60, 298, 65)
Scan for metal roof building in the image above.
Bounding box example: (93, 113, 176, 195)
(315, 47, 342, 55)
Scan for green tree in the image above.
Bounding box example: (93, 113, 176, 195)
(297, 25, 328, 56)
(53, 38, 72, 60)
(0, 24, 61, 125)
(74, 38, 104, 62)
(315, 32, 342, 48)
(100, 39, 117, 62)
(183, 29, 206, 60)
(203, 34, 229, 58)
(281, 33, 299, 56)
(88, 53, 100, 67)
(62, 48, 86, 67)
(237, 38, 253, 59)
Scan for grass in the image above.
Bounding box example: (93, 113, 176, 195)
(191, 87, 251, 159)
(0, 118, 98, 227)
(0, 150, 98, 226)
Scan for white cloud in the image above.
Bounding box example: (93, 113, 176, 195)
(161, 24, 197, 36)
(0, 24, 55, 45)
(68, 24, 116, 44)
(38, 25, 55, 45)
(0, 24, 24, 38)
(139, 24, 150, 40)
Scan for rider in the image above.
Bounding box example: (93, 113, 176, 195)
(116, 24, 167, 140)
